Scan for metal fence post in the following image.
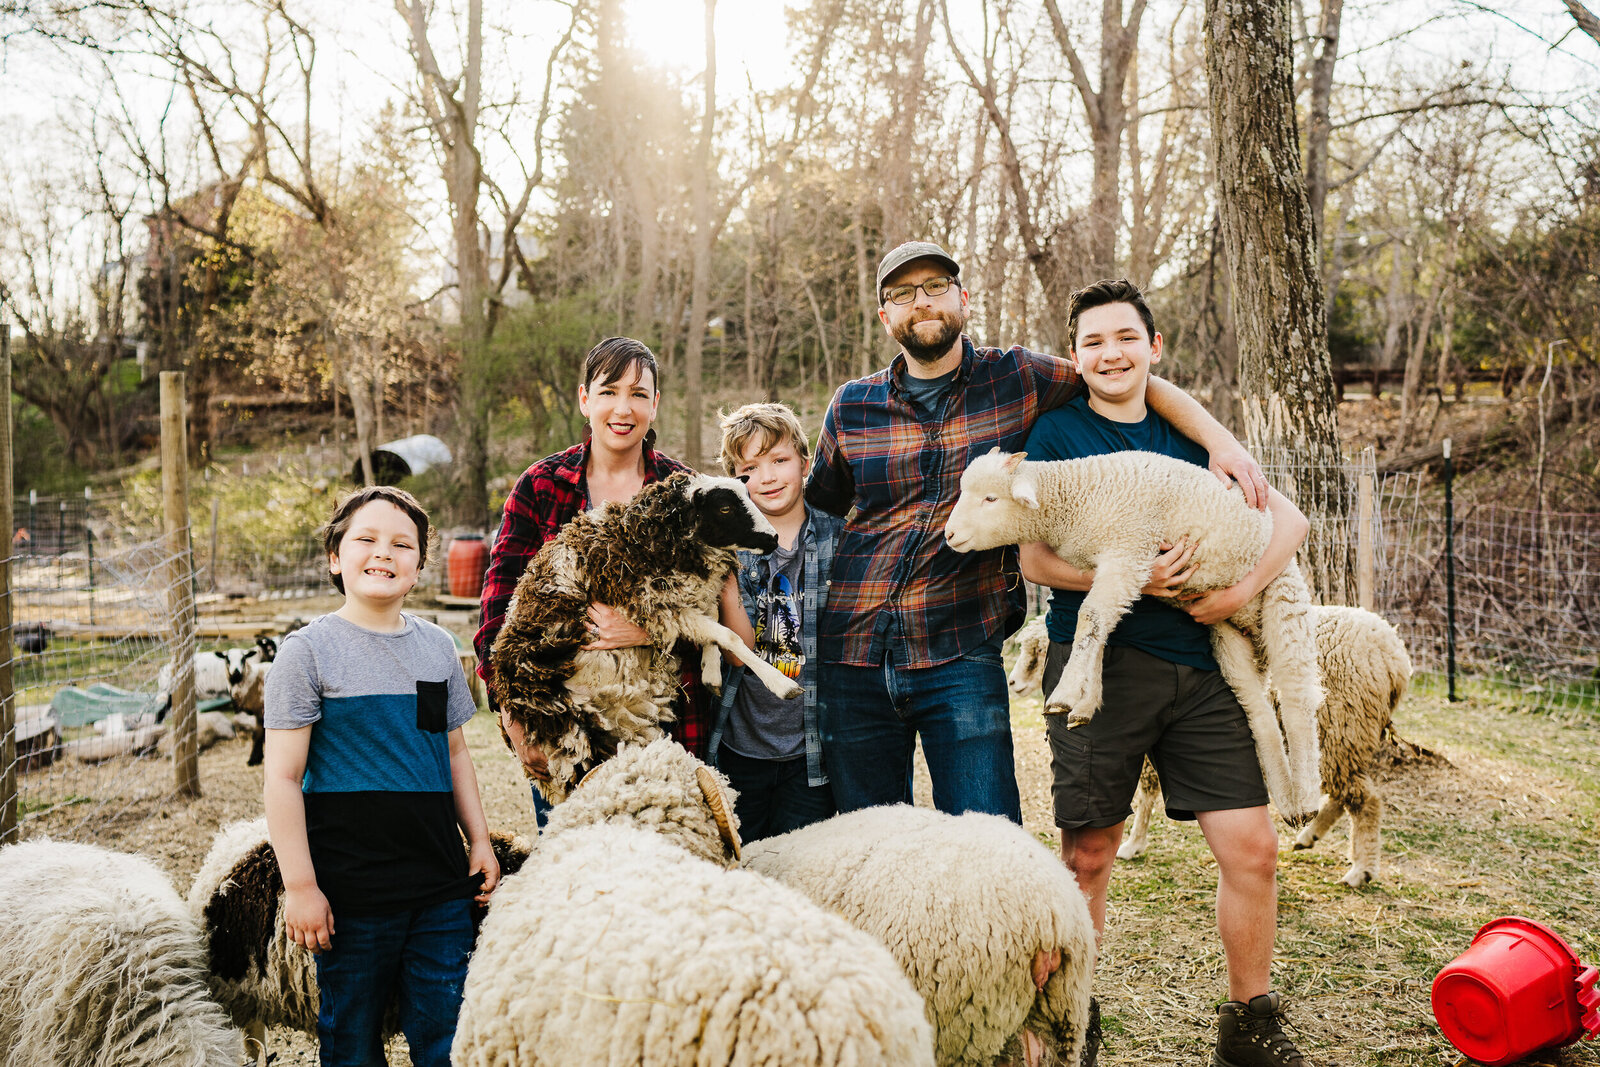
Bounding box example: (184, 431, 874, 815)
(1443, 437, 1459, 702)
(2, 323, 18, 844)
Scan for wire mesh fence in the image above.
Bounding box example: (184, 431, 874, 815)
(4, 456, 1598, 847)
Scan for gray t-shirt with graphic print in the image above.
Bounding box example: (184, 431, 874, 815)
(724, 525, 806, 760)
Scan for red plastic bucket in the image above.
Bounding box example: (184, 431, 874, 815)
(1432, 917, 1600, 1066)
(446, 534, 490, 599)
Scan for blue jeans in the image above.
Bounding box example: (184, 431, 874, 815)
(819, 638, 1022, 823)
(313, 896, 474, 1067)
(716, 742, 836, 841)
(530, 784, 551, 829)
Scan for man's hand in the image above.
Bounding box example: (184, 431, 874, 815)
(284, 885, 334, 955)
(1141, 540, 1197, 597)
(582, 601, 650, 650)
(1207, 444, 1269, 511)
(500, 708, 551, 781)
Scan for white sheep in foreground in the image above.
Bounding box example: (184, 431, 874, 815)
(187, 819, 533, 1064)
(743, 805, 1097, 1067)
(454, 824, 936, 1066)
(945, 448, 1322, 819)
(452, 738, 936, 1065)
(491, 472, 802, 801)
(1011, 606, 1412, 887)
(0, 838, 243, 1067)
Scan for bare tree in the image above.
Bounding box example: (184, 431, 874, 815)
(1204, 0, 1350, 601)
(682, 0, 717, 470)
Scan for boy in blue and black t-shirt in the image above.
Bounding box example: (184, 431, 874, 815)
(264, 486, 498, 1067)
(1020, 280, 1314, 1067)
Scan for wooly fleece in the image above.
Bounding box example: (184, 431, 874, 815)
(491, 472, 800, 802)
(452, 822, 936, 1066)
(1104, 606, 1411, 887)
(0, 838, 243, 1067)
(187, 817, 532, 1059)
(543, 735, 743, 867)
(944, 448, 1323, 819)
(743, 805, 1097, 1067)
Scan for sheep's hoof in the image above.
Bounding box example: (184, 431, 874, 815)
(1281, 810, 1315, 830)
(1338, 867, 1375, 888)
(1043, 701, 1070, 717)
(1115, 841, 1147, 861)
(1292, 825, 1318, 850)
(1065, 708, 1095, 728)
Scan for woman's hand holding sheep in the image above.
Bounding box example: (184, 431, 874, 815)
(500, 709, 552, 781)
(1175, 581, 1255, 626)
(581, 601, 650, 651)
(283, 884, 335, 954)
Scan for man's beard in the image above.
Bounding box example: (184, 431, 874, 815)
(891, 307, 967, 366)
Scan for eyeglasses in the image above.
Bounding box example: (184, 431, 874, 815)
(881, 275, 957, 306)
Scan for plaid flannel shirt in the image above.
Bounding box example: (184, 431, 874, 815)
(805, 337, 1081, 668)
(474, 439, 710, 757)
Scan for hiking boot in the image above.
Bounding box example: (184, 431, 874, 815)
(1212, 992, 1307, 1067)
(1079, 995, 1102, 1067)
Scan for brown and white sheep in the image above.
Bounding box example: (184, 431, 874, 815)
(1011, 605, 1410, 887)
(187, 820, 532, 1065)
(491, 471, 802, 801)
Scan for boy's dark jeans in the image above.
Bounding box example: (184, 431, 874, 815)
(717, 742, 836, 842)
(313, 896, 474, 1067)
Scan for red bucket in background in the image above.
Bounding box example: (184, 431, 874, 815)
(446, 534, 490, 599)
(1432, 917, 1600, 1067)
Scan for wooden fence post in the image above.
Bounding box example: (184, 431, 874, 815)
(1357, 446, 1375, 612)
(161, 372, 200, 796)
(2, 324, 17, 843)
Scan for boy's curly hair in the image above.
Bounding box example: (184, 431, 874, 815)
(717, 402, 810, 476)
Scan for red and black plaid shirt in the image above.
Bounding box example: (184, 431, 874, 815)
(474, 439, 709, 757)
(806, 338, 1081, 668)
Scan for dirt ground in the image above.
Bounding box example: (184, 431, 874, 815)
(15, 627, 1600, 1066)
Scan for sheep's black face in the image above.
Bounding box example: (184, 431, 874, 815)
(693, 481, 779, 553)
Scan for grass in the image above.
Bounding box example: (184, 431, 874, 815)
(1008, 676, 1600, 1066)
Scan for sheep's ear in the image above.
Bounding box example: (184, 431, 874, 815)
(1012, 476, 1041, 510)
(212, 650, 227, 661)
(1002, 451, 1028, 473)
(695, 765, 742, 862)
(244, 648, 258, 662)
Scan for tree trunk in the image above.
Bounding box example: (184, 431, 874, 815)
(681, 0, 717, 470)
(1303, 0, 1344, 246)
(1205, 0, 1351, 603)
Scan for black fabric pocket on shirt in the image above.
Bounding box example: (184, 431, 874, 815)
(416, 679, 449, 733)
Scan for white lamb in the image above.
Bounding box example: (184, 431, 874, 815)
(453, 739, 936, 1065)
(0, 839, 243, 1067)
(1011, 606, 1412, 887)
(945, 448, 1322, 819)
(743, 805, 1098, 1067)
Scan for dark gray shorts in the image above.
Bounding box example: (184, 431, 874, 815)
(1041, 642, 1269, 830)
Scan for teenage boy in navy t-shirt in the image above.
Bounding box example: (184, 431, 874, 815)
(1021, 279, 1314, 1067)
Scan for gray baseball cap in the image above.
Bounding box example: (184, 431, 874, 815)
(875, 241, 961, 297)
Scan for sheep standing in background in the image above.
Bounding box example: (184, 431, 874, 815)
(1009, 606, 1411, 887)
(744, 805, 1097, 1067)
(1007, 614, 1050, 695)
(491, 471, 802, 801)
(187, 820, 532, 1064)
(0, 839, 243, 1067)
(229, 658, 272, 766)
(945, 448, 1323, 820)
(159, 646, 262, 707)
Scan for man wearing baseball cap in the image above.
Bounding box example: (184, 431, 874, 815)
(804, 240, 1268, 824)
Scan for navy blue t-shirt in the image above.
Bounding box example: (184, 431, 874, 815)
(1022, 393, 1218, 670)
